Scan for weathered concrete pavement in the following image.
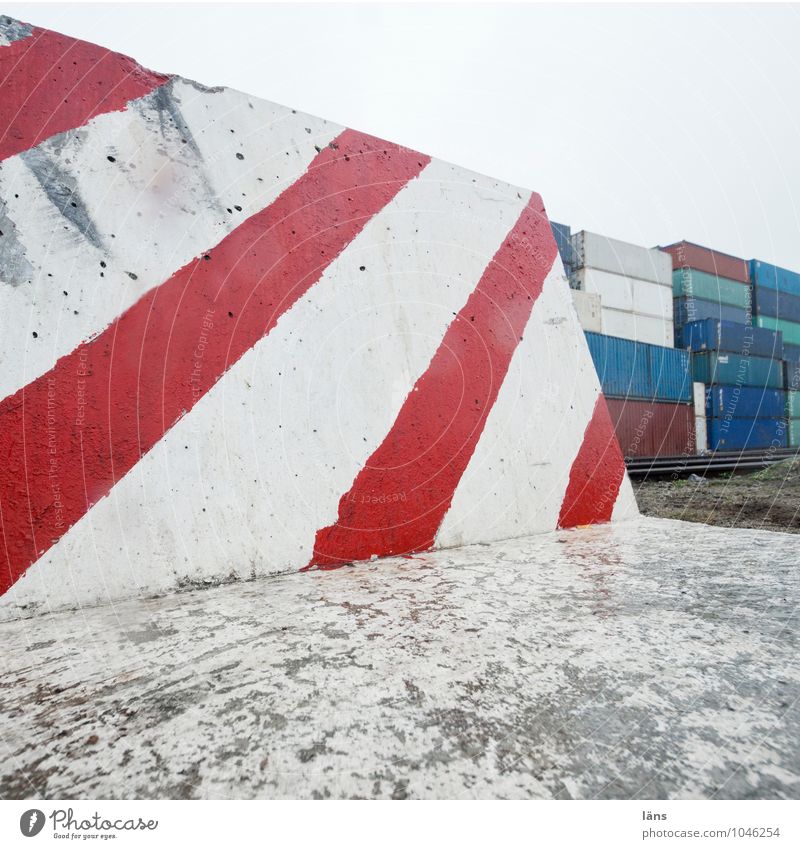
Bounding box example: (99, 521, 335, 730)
(0, 517, 798, 799)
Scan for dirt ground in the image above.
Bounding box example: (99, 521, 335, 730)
(634, 457, 800, 534)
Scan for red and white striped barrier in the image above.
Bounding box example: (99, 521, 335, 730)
(0, 16, 637, 620)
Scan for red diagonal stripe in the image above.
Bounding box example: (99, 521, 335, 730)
(306, 195, 557, 569)
(556, 394, 626, 529)
(0, 23, 169, 161)
(0, 129, 429, 595)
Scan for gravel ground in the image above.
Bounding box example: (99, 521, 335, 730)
(634, 458, 800, 535)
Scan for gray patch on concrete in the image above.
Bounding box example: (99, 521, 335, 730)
(20, 146, 105, 250)
(0, 15, 33, 46)
(139, 80, 227, 219)
(0, 192, 35, 287)
(0, 518, 797, 799)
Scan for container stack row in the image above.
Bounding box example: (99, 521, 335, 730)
(569, 231, 674, 347)
(584, 332, 695, 458)
(659, 241, 791, 451)
(750, 260, 800, 447)
(553, 224, 800, 457)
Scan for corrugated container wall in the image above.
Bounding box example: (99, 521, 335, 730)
(572, 231, 671, 285)
(675, 319, 783, 359)
(752, 286, 800, 322)
(672, 269, 752, 310)
(605, 399, 696, 458)
(750, 260, 800, 296)
(756, 315, 800, 346)
(707, 418, 787, 451)
(673, 297, 750, 329)
(705, 386, 786, 420)
(660, 241, 750, 284)
(692, 352, 784, 389)
(584, 332, 691, 403)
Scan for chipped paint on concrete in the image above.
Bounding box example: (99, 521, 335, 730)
(0, 517, 796, 800)
(20, 144, 106, 250)
(0, 14, 32, 46)
(0, 183, 34, 287)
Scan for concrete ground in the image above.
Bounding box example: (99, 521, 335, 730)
(0, 517, 798, 800)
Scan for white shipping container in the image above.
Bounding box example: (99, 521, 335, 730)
(601, 307, 673, 348)
(633, 277, 672, 319)
(692, 381, 706, 411)
(576, 267, 672, 321)
(571, 230, 671, 285)
(575, 267, 632, 312)
(570, 288, 602, 333)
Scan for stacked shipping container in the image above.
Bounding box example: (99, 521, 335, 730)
(665, 242, 788, 451)
(584, 332, 695, 458)
(750, 260, 800, 446)
(570, 231, 674, 347)
(560, 228, 800, 459)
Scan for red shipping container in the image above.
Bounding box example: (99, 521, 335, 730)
(605, 398, 696, 459)
(659, 240, 749, 284)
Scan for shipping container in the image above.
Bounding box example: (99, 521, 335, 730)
(691, 351, 784, 389)
(789, 418, 800, 448)
(550, 221, 575, 274)
(750, 260, 800, 297)
(755, 315, 800, 346)
(784, 342, 800, 364)
(785, 359, 800, 392)
(571, 230, 671, 285)
(574, 267, 672, 319)
(570, 288, 602, 333)
(605, 398, 695, 458)
(659, 241, 749, 284)
(752, 285, 800, 323)
(673, 296, 750, 328)
(705, 386, 786, 420)
(675, 318, 782, 359)
(584, 332, 691, 402)
(707, 417, 788, 451)
(672, 268, 752, 310)
(786, 390, 800, 419)
(601, 308, 673, 347)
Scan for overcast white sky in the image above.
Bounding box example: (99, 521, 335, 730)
(8, 2, 800, 269)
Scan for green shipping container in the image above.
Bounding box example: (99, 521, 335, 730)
(786, 390, 800, 419)
(755, 315, 800, 347)
(672, 268, 752, 310)
(789, 418, 800, 448)
(692, 352, 783, 388)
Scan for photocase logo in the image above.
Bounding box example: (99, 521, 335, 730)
(19, 809, 45, 837)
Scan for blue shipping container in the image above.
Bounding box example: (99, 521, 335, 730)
(584, 332, 692, 403)
(675, 318, 782, 359)
(550, 221, 575, 273)
(707, 417, 788, 451)
(785, 342, 800, 364)
(752, 285, 800, 322)
(673, 297, 750, 328)
(705, 386, 786, 419)
(785, 360, 800, 391)
(750, 260, 800, 297)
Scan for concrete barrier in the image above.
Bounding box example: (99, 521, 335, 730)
(0, 16, 638, 620)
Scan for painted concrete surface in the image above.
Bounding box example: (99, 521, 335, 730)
(1, 15, 636, 618)
(0, 516, 797, 800)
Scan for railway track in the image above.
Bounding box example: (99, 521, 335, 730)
(625, 447, 800, 479)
